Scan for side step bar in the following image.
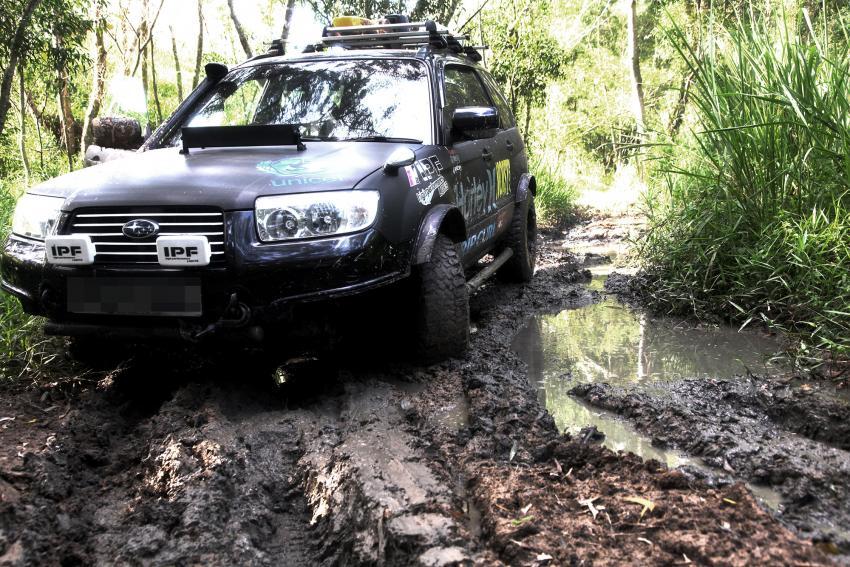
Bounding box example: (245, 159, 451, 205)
(466, 248, 514, 292)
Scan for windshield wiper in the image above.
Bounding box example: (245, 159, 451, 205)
(301, 135, 339, 141)
(344, 135, 423, 143)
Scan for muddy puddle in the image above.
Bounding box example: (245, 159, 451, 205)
(512, 270, 789, 503)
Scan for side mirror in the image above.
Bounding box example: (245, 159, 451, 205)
(451, 106, 499, 139)
(383, 147, 416, 174)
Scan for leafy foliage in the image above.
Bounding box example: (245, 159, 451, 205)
(640, 8, 850, 359)
(470, 0, 564, 127)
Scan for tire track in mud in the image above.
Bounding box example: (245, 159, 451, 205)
(0, 237, 834, 566)
(1, 368, 323, 566)
(572, 377, 850, 554)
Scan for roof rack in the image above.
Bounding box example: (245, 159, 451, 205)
(303, 20, 484, 62)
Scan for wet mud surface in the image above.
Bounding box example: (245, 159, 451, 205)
(0, 231, 835, 565)
(572, 376, 850, 555)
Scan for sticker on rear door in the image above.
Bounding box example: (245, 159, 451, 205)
(156, 236, 211, 266)
(45, 235, 95, 266)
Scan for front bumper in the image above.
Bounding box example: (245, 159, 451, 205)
(1, 211, 410, 331)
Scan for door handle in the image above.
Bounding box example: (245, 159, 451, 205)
(506, 140, 514, 152)
(481, 148, 493, 161)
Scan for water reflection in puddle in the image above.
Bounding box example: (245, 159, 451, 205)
(512, 271, 788, 507)
(513, 289, 785, 391)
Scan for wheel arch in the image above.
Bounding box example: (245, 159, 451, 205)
(516, 173, 536, 203)
(411, 205, 467, 265)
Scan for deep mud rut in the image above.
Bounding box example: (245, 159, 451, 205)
(0, 223, 836, 566)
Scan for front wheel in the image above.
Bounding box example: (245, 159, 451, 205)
(413, 234, 470, 363)
(498, 195, 537, 282)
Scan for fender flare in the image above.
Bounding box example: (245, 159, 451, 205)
(411, 205, 467, 265)
(515, 173, 537, 203)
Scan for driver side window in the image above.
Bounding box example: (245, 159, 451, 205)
(443, 66, 492, 116)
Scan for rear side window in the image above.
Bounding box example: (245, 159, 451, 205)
(480, 73, 516, 129)
(443, 66, 492, 114)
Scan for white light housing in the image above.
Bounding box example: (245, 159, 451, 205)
(255, 190, 379, 242)
(12, 194, 64, 241)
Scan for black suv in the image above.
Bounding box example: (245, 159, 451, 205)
(1, 20, 537, 362)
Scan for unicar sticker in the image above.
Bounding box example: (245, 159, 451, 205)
(256, 157, 344, 187)
(257, 157, 325, 176)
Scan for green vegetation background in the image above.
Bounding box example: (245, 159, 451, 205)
(0, 0, 848, 373)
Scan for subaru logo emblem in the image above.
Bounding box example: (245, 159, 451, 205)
(122, 219, 159, 239)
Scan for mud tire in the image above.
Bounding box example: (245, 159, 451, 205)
(414, 234, 469, 363)
(498, 194, 537, 282)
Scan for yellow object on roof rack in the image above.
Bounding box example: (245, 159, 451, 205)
(332, 16, 373, 27)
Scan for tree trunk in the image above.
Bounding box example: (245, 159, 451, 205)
(170, 27, 184, 101)
(25, 90, 61, 146)
(228, 0, 253, 58)
(26, 90, 45, 171)
(280, 0, 297, 54)
(668, 70, 693, 138)
(141, 17, 151, 133)
(80, 0, 108, 158)
(54, 34, 78, 170)
(627, 0, 645, 138)
(18, 67, 30, 184)
(446, 0, 462, 25)
(192, 0, 205, 89)
(0, 0, 45, 140)
(150, 38, 163, 125)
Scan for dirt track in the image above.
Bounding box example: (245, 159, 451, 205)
(0, 228, 837, 566)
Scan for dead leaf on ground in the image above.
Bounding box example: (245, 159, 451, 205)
(577, 496, 602, 519)
(622, 496, 655, 519)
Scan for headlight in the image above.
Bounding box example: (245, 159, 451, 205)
(12, 194, 64, 241)
(255, 191, 379, 242)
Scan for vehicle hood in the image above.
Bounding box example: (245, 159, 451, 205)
(30, 143, 415, 211)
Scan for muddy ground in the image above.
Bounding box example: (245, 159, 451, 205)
(0, 220, 836, 566)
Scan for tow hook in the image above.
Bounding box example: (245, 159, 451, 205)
(193, 293, 252, 340)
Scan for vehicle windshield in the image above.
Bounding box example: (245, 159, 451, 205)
(168, 59, 431, 144)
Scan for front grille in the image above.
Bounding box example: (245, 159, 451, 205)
(67, 207, 225, 265)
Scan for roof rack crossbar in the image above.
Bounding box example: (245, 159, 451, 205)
(325, 21, 437, 33)
(321, 32, 468, 43)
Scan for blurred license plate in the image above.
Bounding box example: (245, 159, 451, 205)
(67, 277, 202, 316)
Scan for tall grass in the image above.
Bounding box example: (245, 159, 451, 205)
(641, 8, 850, 361)
(0, 183, 57, 380)
(531, 155, 580, 228)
